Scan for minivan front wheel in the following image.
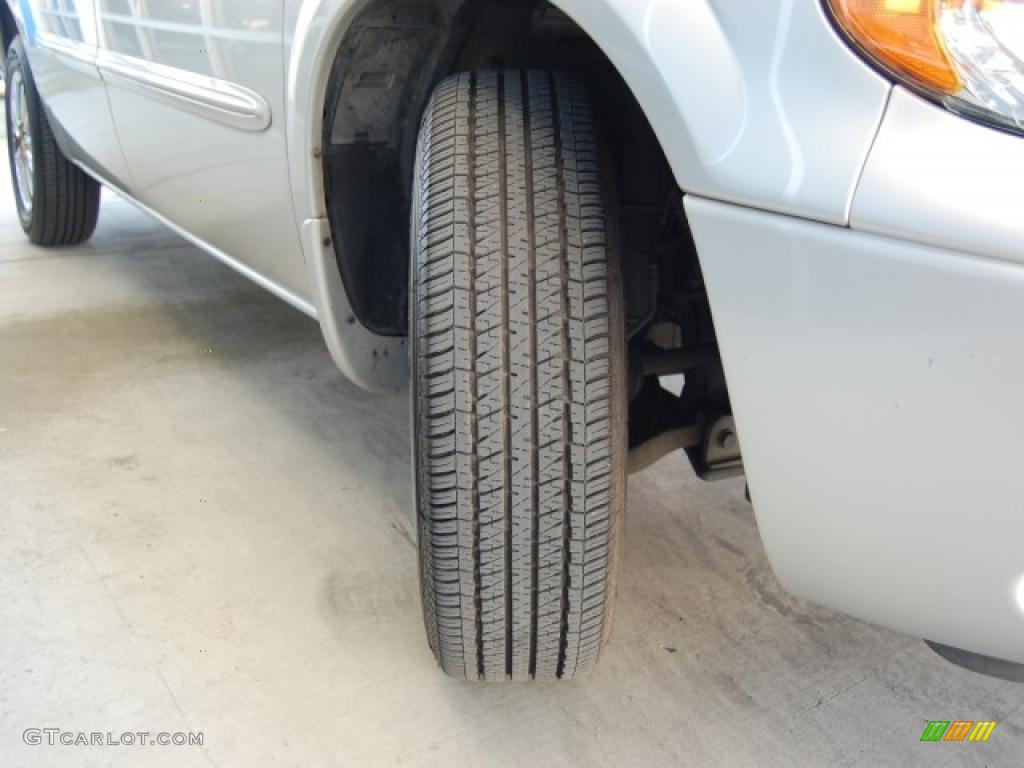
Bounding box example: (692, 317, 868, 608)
(411, 70, 626, 681)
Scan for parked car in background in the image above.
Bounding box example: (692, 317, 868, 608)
(4, 0, 1023, 682)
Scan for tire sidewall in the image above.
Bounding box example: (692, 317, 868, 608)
(409, 98, 434, 652)
(6, 38, 46, 237)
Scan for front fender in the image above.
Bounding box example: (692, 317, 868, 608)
(283, 0, 890, 392)
(285, 0, 407, 394)
(549, 0, 890, 225)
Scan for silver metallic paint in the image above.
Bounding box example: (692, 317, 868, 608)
(73, 156, 317, 318)
(96, 48, 272, 133)
(853, 86, 1024, 267)
(97, 0, 310, 305)
(545, 0, 891, 224)
(21, 2, 134, 185)
(688, 195, 1024, 665)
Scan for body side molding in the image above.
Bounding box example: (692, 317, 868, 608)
(96, 49, 272, 133)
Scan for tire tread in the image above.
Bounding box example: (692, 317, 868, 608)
(413, 69, 623, 681)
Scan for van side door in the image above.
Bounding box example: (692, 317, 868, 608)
(13, 0, 131, 184)
(95, 0, 309, 305)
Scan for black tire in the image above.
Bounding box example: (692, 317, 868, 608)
(5, 37, 100, 245)
(412, 70, 626, 681)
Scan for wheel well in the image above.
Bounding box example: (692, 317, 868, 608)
(0, 1, 17, 63)
(323, 0, 678, 338)
(323, 0, 736, 476)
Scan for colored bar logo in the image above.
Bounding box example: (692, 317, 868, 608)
(920, 720, 997, 742)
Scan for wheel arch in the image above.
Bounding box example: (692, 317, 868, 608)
(285, 0, 410, 392)
(0, 0, 19, 66)
(286, 0, 694, 392)
(286, 0, 886, 392)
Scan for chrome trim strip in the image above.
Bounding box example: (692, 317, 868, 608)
(36, 31, 96, 68)
(72, 160, 316, 318)
(98, 12, 280, 44)
(95, 50, 271, 133)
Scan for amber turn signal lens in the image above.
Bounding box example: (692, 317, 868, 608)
(829, 0, 962, 93)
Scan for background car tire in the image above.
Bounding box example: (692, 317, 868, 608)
(5, 38, 100, 246)
(412, 70, 626, 681)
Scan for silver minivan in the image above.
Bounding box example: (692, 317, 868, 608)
(4, 0, 1022, 681)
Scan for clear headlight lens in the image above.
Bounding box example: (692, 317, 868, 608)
(828, 0, 1024, 134)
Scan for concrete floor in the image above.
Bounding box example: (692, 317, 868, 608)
(1, 165, 1022, 768)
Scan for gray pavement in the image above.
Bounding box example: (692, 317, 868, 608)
(1, 161, 1021, 768)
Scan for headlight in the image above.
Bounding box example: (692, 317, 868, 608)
(827, 0, 1024, 134)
